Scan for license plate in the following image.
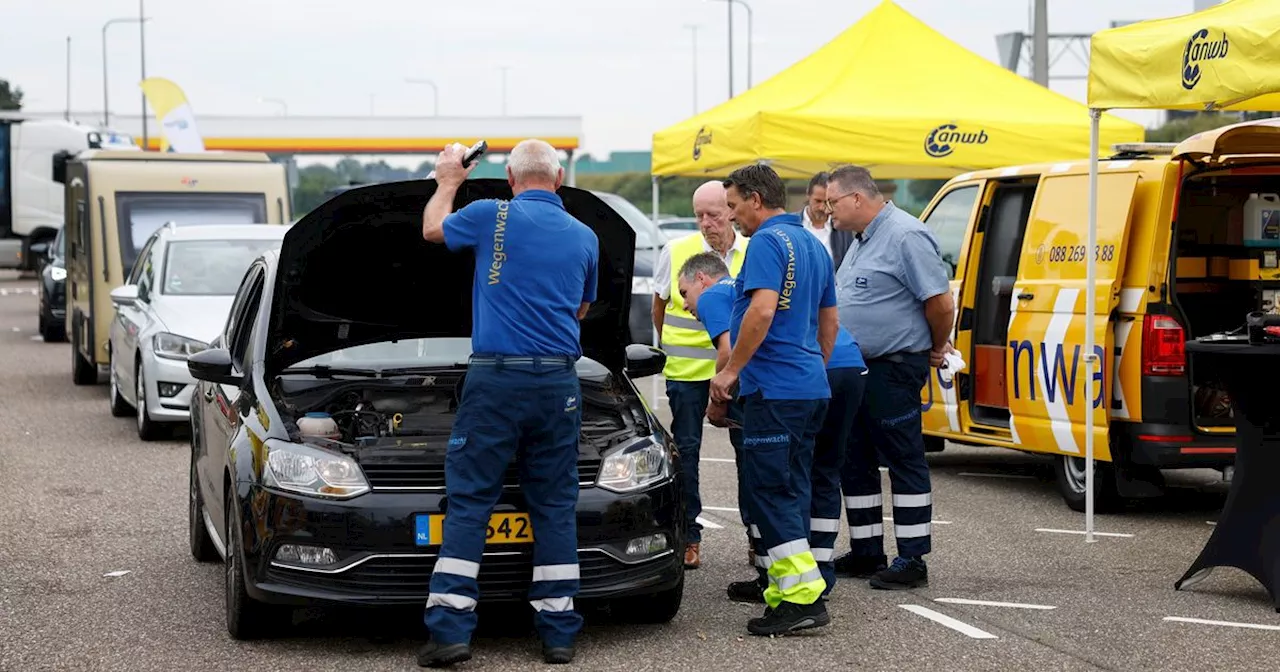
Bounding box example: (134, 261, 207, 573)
(415, 512, 534, 546)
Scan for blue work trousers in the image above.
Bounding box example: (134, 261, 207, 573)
(740, 393, 829, 604)
(810, 366, 867, 591)
(666, 379, 710, 543)
(425, 355, 584, 649)
(840, 353, 934, 560)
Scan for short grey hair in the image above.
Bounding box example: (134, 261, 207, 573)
(678, 251, 730, 282)
(827, 165, 881, 198)
(507, 139, 562, 182)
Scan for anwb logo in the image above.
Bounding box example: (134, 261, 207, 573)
(924, 124, 988, 159)
(1182, 28, 1229, 90)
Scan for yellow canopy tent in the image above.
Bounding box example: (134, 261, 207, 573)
(650, 0, 1144, 180)
(1075, 0, 1280, 540)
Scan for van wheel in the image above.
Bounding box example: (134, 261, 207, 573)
(1054, 455, 1123, 513)
(71, 328, 97, 385)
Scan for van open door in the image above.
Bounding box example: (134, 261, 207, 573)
(1005, 170, 1141, 461)
(1173, 118, 1280, 165)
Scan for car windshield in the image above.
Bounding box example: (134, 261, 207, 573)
(593, 191, 665, 249)
(287, 337, 475, 371)
(162, 239, 281, 296)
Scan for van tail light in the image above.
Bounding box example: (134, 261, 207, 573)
(1142, 314, 1186, 376)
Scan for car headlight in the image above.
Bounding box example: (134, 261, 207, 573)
(49, 267, 66, 282)
(631, 276, 655, 295)
(153, 332, 208, 360)
(262, 440, 370, 499)
(596, 435, 670, 493)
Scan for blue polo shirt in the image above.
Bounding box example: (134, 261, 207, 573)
(699, 274, 864, 372)
(442, 189, 599, 358)
(729, 213, 836, 400)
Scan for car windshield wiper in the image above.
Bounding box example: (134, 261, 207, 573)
(374, 364, 469, 376)
(280, 365, 382, 378)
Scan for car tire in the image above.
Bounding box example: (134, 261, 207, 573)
(612, 575, 684, 624)
(109, 352, 134, 417)
(71, 328, 97, 386)
(225, 489, 280, 640)
(135, 361, 167, 441)
(189, 445, 219, 563)
(1054, 454, 1123, 514)
(923, 436, 946, 453)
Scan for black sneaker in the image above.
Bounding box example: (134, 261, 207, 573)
(833, 552, 888, 579)
(869, 556, 928, 590)
(543, 645, 575, 664)
(746, 600, 831, 636)
(417, 640, 472, 668)
(727, 577, 767, 603)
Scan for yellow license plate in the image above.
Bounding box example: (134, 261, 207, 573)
(416, 512, 534, 546)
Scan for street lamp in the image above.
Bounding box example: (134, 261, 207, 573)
(708, 0, 753, 94)
(404, 78, 440, 116)
(101, 15, 150, 127)
(259, 97, 288, 116)
(683, 25, 700, 115)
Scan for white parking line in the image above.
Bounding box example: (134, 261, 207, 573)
(700, 457, 736, 463)
(702, 506, 741, 513)
(1035, 528, 1134, 538)
(695, 516, 724, 530)
(899, 604, 998, 639)
(958, 472, 1035, 480)
(934, 598, 1056, 610)
(886, 517, 953, 525)
(1206, 521, 1217, 526)
(1163, 616, 1280, 632)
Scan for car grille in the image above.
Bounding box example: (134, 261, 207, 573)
(266, 549, 667, 601)
(362, 458, 602, 490)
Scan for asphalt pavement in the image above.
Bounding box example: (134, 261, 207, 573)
(1, 269, 1276, 672)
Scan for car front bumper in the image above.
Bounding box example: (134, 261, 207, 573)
(142, 352, 198, 422)
(234, 479, 685, 608)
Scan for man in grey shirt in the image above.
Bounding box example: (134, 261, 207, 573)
(824, 165, 955, 590)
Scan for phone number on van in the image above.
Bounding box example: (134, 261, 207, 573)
(1038, 244, 1116, 264)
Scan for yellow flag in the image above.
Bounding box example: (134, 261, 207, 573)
(139, 77, 205, 152)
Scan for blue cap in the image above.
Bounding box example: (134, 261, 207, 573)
(304, 412, 331, 418)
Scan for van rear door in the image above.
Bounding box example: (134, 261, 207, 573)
(1006, 170, 1141, 460)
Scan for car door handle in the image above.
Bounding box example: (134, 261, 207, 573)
(1017, 292, 1035, 301)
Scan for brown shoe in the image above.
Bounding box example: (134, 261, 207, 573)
(684, 542, 702, 569)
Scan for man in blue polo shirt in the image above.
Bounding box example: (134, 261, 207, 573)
(678, 251, 867, 604)
(418, 139, 598, 668)
(708, 164, 839, 636)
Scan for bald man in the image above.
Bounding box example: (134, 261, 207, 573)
(652, 180, 750, 569)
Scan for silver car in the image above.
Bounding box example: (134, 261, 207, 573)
(107, 223, 288, 440)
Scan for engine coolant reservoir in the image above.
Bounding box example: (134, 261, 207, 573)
(297, 412, 341, 440)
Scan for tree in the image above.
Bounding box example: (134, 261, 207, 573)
(1145, 112, 1240, 143)
(0, 79, 23, 110)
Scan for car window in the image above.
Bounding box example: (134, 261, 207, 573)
(593, 192, 665, 249)
(135, 246, 157, 303)
(162, 239, 281, 296)
(229, 271, 265, 372)
(289, 338, 474, 371)
(222, 265, 261, 350)
(129, 235, 158, 286)
(52, 227, 66, 259)
(922, 185, 980, 279)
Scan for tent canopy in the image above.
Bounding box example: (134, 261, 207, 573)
(650, 0, 1144, 180)
(1088, 0, 1280, 111)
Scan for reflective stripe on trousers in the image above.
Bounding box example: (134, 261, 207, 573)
(840, 354, 934, 559)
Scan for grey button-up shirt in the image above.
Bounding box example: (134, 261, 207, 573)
(835, 201, 951, 360)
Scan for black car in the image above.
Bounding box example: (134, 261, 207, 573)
(37, 227, 67, 343)
(185, 179, 685, 640)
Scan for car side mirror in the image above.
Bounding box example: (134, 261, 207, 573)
(52, 150, 73, 184)
(624, 344, 667, 379)
(109, 284, 139, 307)
(188, 348, 243, 386)
(29, 242, 48, 258)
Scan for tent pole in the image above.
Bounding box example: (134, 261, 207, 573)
(652, 175, 662, 406)
(1085, 107, 1101, 544)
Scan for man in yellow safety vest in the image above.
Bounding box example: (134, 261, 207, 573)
(651, 180, 749, 569)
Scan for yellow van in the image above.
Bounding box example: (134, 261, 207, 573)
(59, 150, 291, 385)
(915, 118, 1280, 512)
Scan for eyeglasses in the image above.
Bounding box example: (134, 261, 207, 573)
(823, 191, 857, 211)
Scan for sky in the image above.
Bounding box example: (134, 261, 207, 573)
(1, 0, 1211, 163)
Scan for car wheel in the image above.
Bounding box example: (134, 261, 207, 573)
(612, 574, 684, 624)
(135, 361, 167, 441)
(1054, 454, 1122, 514)
(109, 352, 134, 417)
(71, 327, 97, 385)
(225, 489, 279, 640)
(189, 445, 220, 562)
(923, 436, 946, 453)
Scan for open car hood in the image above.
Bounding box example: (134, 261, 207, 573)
(267, 179, 635, 375)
